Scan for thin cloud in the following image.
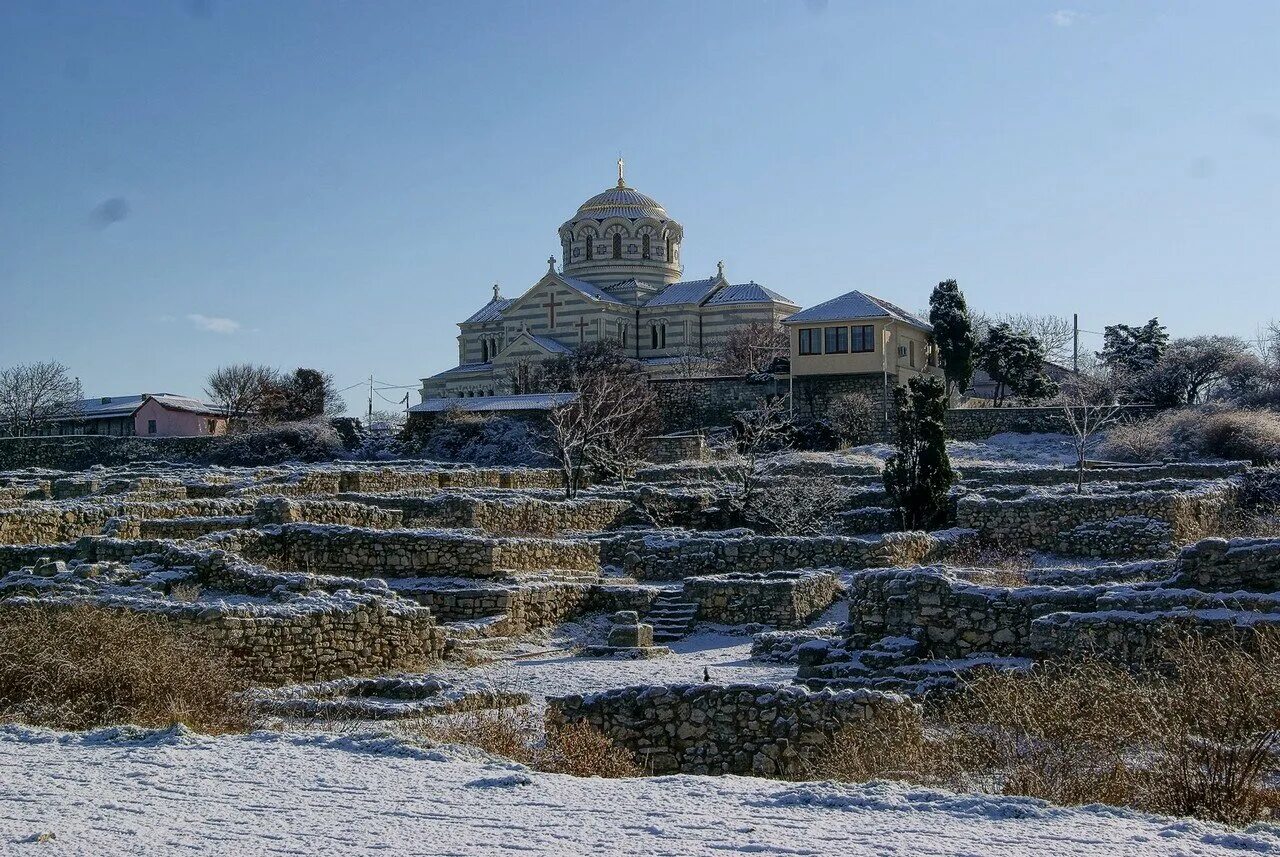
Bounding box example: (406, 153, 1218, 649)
(187, 313, 241, 334)
(1050, 9, 1079, 27)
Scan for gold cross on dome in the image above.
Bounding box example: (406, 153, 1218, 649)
(617, 156, 625, 188)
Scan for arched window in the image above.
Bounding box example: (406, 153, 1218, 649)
(612, 233, 622, 259)
(481, 340, 489, 362)
(651, 324, 659, 350)
(584, 233, 593, 260)
(617, 321, 627, 347)
(666, 237, 674, 263)
(660, 323, 667, 349)
(642, 234, 650, 259)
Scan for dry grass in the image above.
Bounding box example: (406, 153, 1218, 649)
(408, 709, 643, 778)
(0, 605, 250, 733)
(806, 631, 1280, 825)
(944, 538, 1034, 585)
(1101, 407, 1280, 465)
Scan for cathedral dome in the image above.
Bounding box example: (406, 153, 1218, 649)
(574, 186, 668, 220)
(558, 160, 684, 292)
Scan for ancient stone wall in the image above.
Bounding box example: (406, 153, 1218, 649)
(682, 570, 842, 628)
(414, 581, 657, 636)
(944, 405, 1158, 441)
(205, 524, 601, 578)
(0, 498, 259, 545)
(1168, 536, 1280, 592)
(604, 529, 973, 580)
(0, 593, 443, 684)
(547, 683, 917, 776)
(958, 461, 1247, 488)
(954, 482, 1235, 552)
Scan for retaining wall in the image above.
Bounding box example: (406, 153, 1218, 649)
(682, 570, 842, 628)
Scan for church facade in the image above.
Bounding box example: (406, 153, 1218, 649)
(418, 163, 799, 401)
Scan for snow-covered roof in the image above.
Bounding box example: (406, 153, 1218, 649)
(645, 277, 719, 307)
(783, 290, 932, 329)
(69, 394, 226, 420)
(557, 274, 630, 306)
(424, 363, 491, 380)
(705, 282, 797, 307)
(409, 393, 578, 414)
(523, 334, 573, 354)
(462, 296, 514, 325)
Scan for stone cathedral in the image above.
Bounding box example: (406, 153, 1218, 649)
(419, 162, 799, 401)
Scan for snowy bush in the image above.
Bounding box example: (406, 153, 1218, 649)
(1101, 407, 1280, 465)
(409, 416, 550, 467)
(207, 421, 345, 466)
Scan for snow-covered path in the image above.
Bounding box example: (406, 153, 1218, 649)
(3, 725, 1277, 856)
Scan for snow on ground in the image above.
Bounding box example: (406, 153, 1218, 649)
(770, 432, 1081, 472)
(444, 629, 796, 707)
(4, 724, 1277, 856)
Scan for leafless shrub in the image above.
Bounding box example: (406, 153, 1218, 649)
(745, 479, 847, 535)
(825, 392, 878, 448)
(806, 632, 1280, 825)
(1100, 407, 1280, 465)
(168, 582, 203, 602)
(0, 605, 250, 733)
(0, 361, 83, 437)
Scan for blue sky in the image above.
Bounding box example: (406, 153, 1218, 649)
(2, 1, 1277, 413)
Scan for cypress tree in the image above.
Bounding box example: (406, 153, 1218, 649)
(928, 279, 977, 398)
(883, 375, 954, 530)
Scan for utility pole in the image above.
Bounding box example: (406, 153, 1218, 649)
(1073, 313, 1079, 374)
(367, 375, 373, 425)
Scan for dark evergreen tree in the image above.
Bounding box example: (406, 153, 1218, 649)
(883, 375, 954, 530)
(977, 324, 1059, 406)
(1097, 318, 1169, 377)
(928, 279, 977, 397)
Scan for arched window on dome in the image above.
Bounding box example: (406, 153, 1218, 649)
(666, 237, 674, 264)
(584, 233, 593, 261)
(612, 233, 622, 260)
(642, 235, 650, 259)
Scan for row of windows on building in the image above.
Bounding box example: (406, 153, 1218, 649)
(576, 234, 675, 262)
(797, 324, 878, 356)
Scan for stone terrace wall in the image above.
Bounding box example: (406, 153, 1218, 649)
(1030, 609, 1280, 665)
(847, 567, 1108, 658)
(252, 497, 403, 529)
(682, 570, 842, 628)
(0, 593, 444, 684)
(0, 498, 258, 545)
(604, 529, 974, 581)
(944, 405, 1158, 441)
(342, 494, 631, 534)
(206, 524, 601, 578)
(954, 482, 1236, 552)
(1169, 537, 1280, 592)
(958, 460, 1247, 489)
(412, 581, 657, 636)
(547, 683, 916, 776)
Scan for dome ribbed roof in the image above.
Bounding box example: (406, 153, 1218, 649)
(573, 185, 669, 220)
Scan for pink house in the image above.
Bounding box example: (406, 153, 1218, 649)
(43, 394, 229, 438)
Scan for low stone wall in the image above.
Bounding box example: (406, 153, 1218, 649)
(205, 524, 601, 578)
(411, 581, 657, 636)
(604, 529, 974, 581)
(1169, 536, 1280, 592)
(1030, 609, 1280, 664)
(547, 683, 916, 776)
(0, 498, 258, 545)
(0, 542, 79, 573)
(958, 460, 1248, 489)
(944, 405, 1158, 441)
(845, 567, 1108, 658)
(342, 493, 630, 534)
(682, 569, 842, 628)
(335, 467, 567, 493)
(0, 592, 444, 684)
(954, 482, 1236, 553)
(1054, 516, 1176, 559)
(252, 497, 403, 529)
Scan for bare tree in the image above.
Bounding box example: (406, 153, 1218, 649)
(541, 344, 659, 497)
(204, 363, 278, 430)
(1059, 374, 1124, 493)
(717, 322, 789, 375)
(0, 361, 83, 437)
(748, 478, 848, 535)
(709, 395, 794, 524)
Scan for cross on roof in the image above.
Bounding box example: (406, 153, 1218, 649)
(575, 316, 591, 342)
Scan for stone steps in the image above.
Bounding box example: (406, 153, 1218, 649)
(646, 594, 699, 642)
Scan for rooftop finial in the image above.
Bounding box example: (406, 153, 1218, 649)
(492, 283, 501, 301)
(717, 260, 725, 279)
(617, 156, 625, 188)
(547, 255, 557, 272)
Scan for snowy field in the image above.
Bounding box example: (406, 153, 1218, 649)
(772, 432, 1083, 471)
(4, 724, 1278, 857)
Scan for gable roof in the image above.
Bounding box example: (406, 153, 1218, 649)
(783, 290, 932, 329)
(523, 333, 573, 354)
(555, 273, 631, 306)
(705, 282, 797, 307)
(463, 296, 514, 325)
(67, 394, 226, 421)
(425, 363, 492, 381)
(644, 277, 719, 307)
